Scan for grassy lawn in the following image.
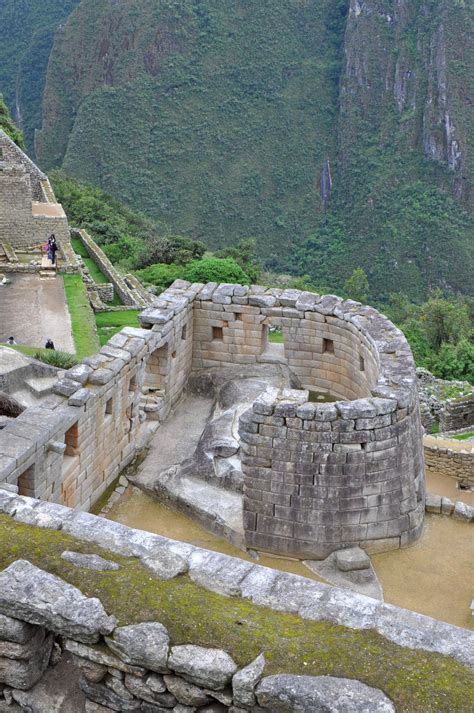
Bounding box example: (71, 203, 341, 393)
(0, 515, 472, 712)
(95, 309, 141, 346)
(63, 274, 100, 358)
(7, 345, 77, 369)
(71, 237, 123, 306)
(451, 431, 474, 441)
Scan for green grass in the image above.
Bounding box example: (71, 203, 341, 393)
(95, 309, 140, 346)
(431, 421, 440, 435)
(63, 274, 100, 358)
(71, 237, 109, 285)
(6, 344, 77, 368)
(0, 515, 472, 712)
(268, 330, 284, 344)
(451, 431, 474, 441)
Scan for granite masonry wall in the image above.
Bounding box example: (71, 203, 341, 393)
(440, 394, 474, 432)
(0, 130, 70, 251)
(140, 283, 423, 559)
(424, 441, 474, 489)
(74, 229, 153, 308)
(0, 281, 424, 557)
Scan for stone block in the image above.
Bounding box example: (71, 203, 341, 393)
(168, 645, 237, 690)
(425, 494, 442, 514)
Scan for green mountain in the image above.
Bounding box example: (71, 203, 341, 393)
(0, 0, 80, 152)
(3, 0, 473, 300)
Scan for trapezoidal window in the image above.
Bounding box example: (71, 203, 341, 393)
(212, 326, 224, 341)
(17, 464, 35, 497)
(359, 355, 365, 371)
(105, 397, 113, 417)
(128, 375, 137, 392)
(323, 338, 334, 354)
(144, 344, 168, 392)
(181, 325, 187, 340)
(64, 422, 79, 457)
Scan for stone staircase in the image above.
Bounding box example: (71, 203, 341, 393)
(39, 254, 56, 279)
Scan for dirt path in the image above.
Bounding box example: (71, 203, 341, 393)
(0, 273, 74, 352)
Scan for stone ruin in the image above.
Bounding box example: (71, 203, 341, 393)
(0, 130, 73, 262)
(0, 280, 425, 560)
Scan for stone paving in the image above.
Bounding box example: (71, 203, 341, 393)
(0, 273, 74, 352)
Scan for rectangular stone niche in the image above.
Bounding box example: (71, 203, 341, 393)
(323, 338, 334, 354)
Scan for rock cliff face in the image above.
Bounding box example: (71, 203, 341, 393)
(5, 0, 473, 298)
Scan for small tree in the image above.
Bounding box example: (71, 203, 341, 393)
(420, 297, 471, 351)
(0, 96, 25, 149)
(343, 267, 369, 303)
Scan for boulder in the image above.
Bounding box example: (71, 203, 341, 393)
(0, 560, 117, 643)
(61, 551, 121, 572)
(232, 653, 265, 708)
(105, 623, 169, 673)
(163, 674, 211, 706)
(256, 674, 395, 712)
(168, 645, 237, 690)
(335, 547, 371, 572)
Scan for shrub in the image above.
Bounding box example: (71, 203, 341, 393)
(183, 257, 250, 285)
(33, 349, 78, 369)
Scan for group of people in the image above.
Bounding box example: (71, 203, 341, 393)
(45, 234, 58, 266)
(6, 336, 55, 349)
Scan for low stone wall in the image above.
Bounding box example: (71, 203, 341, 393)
(424, 440, 474, 488)
(0, 282, 197, 509)
(73, 229, 152, 308)
(0, 489, 472, 673)
(0, 556, 399, 712)
(440, 394, 474, 432)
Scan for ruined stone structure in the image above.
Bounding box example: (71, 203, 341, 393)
(0, 130, 70, 253)
(0, 281, 425, 559)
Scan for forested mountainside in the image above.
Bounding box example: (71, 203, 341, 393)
(0, 0, 80, 152)
(2, 0, 473, 301)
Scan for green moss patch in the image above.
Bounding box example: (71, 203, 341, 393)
(0, 516, 472, 711)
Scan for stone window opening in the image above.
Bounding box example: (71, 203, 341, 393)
(17, 464, 35, 497)
(212, 326, 224, 341)
(359, 355, 365, 371)
(128, 375, 137, 392)
(105, 397, 113, 417)
(181, 325, 187, 340)
(144, 343, 168, 393)
(323, 338, 334, 354)
(64, 422, 79, 457)
(235, 313, 242, 321)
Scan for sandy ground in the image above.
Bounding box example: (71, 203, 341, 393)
(0, 273, 74, 352)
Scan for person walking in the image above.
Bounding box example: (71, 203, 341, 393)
(6, 336, 16, 345)
(47, 235, 58, 266)
(45, 338, 55, 350)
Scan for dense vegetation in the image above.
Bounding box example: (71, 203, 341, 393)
(0, 97, 25, 148)
(23, 0, 472, 301)
(0, 0, 80, 151)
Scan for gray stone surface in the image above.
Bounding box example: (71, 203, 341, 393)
(61, 551, 121, 571)
(124, 673, 168, 705)
(0, 633, 53, 690)
(304, 553, 383, 601)
(80, 677, 141, 711)
(105, 623, 169, 673)
(163, 674, 211, 706)
(335, 547, 371, 572)
(232, 653, 265, 708)
(0, 613, 39, 644)
(256, 674, 395, 712)
(0, 560, 116, 643)
(10, 651, 86, 712)
(142, 549, 188, 580)
(168, 645, 237, 690)
(64, 639, 146, 676)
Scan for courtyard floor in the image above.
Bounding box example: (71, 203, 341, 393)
(0, 273, 74, 352)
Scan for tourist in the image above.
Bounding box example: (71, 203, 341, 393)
(6, 336, 16, 345)
(45, 338, 55, 350)
(47, 234, 58, 266)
